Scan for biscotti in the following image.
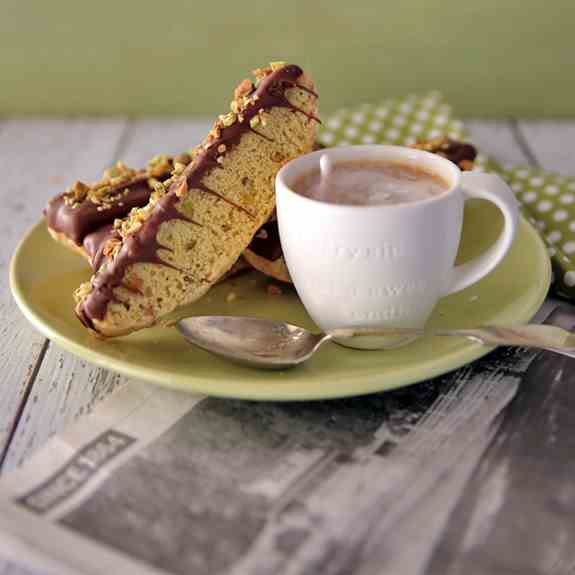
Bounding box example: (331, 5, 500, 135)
(75, 63, 318, 336)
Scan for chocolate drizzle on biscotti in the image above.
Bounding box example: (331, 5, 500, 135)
(76, 200, 200, 328)
(45, 177, 152, 245)
(77, 64, 318, 330)
(83, 224, 118, 270)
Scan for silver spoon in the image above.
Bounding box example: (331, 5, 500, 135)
(177, 316, 575, 369)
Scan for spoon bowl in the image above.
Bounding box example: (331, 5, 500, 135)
(177, 316, 331, 369)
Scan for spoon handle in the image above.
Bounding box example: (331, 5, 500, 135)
(436, 324, 575, 359)
(329, 324, 575, 359)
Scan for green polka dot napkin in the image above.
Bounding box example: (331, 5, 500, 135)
(318, 93, 575, 299)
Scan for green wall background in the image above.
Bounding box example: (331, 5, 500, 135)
(1, 0, 572, 117)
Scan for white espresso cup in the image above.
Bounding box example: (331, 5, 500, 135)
(275, 145, 519, 349)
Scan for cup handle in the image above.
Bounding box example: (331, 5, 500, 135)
(445, 172, 519, 295)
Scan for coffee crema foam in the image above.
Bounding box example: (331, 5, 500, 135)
(293, 159, 449, 206)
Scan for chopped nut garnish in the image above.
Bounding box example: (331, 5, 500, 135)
(220, 112, 237, 127)
(92, 183, 111, 197)
(125, 220, 143, 235)
(173, 162, 186, 175)
(253, 66, 272, 82)
(103, 237, 122, 258)
(208, 125, 222, 141)
(62, 160, 148, 210)
(74, 281, 93, 302)
(103, 161, 136, 181)
(175, 178, 188, 198)
(270, 61, 287, 71)
(234, 79, 254, 100)
(63, 180, 90, 206)
(147, 154, 172, 178)
(110, 175, 128, 186)
(148, 178, 165, 194)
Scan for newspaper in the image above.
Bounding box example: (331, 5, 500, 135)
(1, 306, 575, 575)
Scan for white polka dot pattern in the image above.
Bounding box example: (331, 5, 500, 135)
(537, 200, 552, 212)
(502, 165, 575, 297)
(554, 210, 568, 222)
(318, 92, 465, 147)
(547, 231, 562, 243)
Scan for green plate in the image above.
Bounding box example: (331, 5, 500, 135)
(11, 201, 550, 401)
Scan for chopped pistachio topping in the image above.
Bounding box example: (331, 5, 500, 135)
(234, 79, 254, 101)
(220, 112, 237, 127)
(147, 154, 172, 178)
(63, 180, 90, 207)
(270, 61, 287, 71)
(173, 162, 186, 175)
(102, 237, 122, 259)
(148, 178, 165, 194)
(62, 160, 145, 209)
(175, 178, 188, 198)
(74, 281, 93, 302)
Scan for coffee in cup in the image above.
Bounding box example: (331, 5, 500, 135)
(293, 159, 449, 206)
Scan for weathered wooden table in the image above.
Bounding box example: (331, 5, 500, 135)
(0, 117, 573, 477)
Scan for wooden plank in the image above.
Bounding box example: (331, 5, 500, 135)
(2, 119, 212, 472)
(516, 120, 575, 175)
(0, 119, 127, 470)
(464, 119, 529, 166)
